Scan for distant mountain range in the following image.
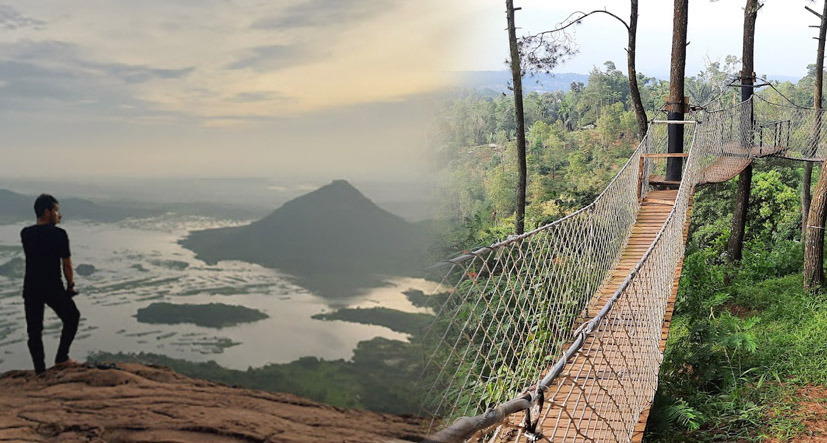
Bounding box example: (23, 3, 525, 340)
(456, 70, 804, 93)
(458, 71, 589, 93)
(0, 189, 267, 224)
(181, 180, 425, 299)
(0, 189, 165, 224)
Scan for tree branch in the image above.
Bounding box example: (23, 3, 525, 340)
(528, 9, 630, 39)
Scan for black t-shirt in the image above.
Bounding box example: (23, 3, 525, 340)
(21, 224, 70, 297)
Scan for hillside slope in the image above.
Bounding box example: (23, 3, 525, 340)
(0, 363, 424, 442)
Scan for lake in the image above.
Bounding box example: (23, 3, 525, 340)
(0, 215, 435, 372)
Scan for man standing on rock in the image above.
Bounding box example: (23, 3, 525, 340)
(21, 194, 80, 374)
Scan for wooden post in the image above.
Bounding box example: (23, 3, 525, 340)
(637, 156, 645, 202)
(725, 0, 759, 285)
(666, 0, 689, 182)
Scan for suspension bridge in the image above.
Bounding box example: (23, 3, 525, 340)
(421, 96, 826, 443)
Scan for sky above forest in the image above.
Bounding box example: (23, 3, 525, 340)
(1, 0, 821, 182)
(0, 0, 470, 181)
(460, 0, 822, 80)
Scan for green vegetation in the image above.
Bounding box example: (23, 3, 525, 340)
(312, 307, 432, 335)
(149, 259, 189, 270)
(403, 288, 431, 308)
(89, 336, 423, 414)
(430, 58, 827, 439)
(642, 159, 827, 441)
(176, 283, 272, 297)
(135, 302, 268, 328)
(171, 336, 240, 354)
(431, 62, 669, 257)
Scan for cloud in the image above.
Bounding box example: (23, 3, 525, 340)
(250, 0, 392, 29)
(201, 118, 247, 128)
(4, 40, 72, 60)
(0, 40, 193, 84)
(0, 39, 196, 119)
(0, 5, 45, 30)
(0, 57, 187, 127)
(0, 0, 457, 142)
(84, 62, 194, 84)
(227, 91, 289, 103)
(226, 44, 316, 72)
(0, 60, 81, 102)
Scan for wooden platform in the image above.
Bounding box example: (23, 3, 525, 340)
(699, 143, 787, 184)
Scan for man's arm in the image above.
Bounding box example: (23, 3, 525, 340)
(62, 257, 74, 289)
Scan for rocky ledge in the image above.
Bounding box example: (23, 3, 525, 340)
(0, 363, 425, 442)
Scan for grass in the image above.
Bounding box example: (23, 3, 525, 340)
(647, 261, 827, 441)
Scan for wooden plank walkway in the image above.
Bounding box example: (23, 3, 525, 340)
(486, 189, 691, 443)
(630, 195, 693, 443)
(525, 190, 692, 442)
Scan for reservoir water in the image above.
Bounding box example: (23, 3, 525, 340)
(0, 216, 434, 372)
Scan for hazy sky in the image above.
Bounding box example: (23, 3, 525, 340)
(459, 0, 823, 79)
(0, 0, 469, 181)
(1, 1, 822, 182)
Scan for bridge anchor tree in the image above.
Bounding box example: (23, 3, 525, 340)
(802, 3, 827, 240)
(506, 0, 527, 235)
(804, 0, 827, 290)
(666, 0, 689, 182)
(725, 0, 761, 285)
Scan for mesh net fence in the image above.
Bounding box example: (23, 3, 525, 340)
(751, 94, 827, 161)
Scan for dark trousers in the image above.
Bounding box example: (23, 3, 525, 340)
(24, 293, 80, 373)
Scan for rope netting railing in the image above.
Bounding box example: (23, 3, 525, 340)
(420, 100, 755, 443)
(750, 94, 827, 161)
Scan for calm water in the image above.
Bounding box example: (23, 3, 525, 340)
(0, 216, 434, 372)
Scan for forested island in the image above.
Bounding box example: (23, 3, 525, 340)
(312, 307, 432, 335)
(135, 302, 268, 328)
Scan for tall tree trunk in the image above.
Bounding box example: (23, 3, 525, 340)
(803, 0, 827, 290)
(666, 0, 688, 181)
(627, 0, 648, 138)
(803, 162, 812, 239)
(506, 0, 527, 235)
(725, 0, 759, 284)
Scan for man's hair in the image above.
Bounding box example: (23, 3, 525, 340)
(34, 194, 58, 218)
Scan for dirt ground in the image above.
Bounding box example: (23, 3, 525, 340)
(765, 386, 827, 442)
(0, 362, 425, 442)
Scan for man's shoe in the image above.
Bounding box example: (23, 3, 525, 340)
(53, 358, 79, 368)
